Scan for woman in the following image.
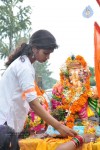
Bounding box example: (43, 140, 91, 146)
(0, 29, 77, 137)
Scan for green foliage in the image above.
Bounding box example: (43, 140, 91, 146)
(64, 70, 69, 77)
(15, 36, 29, 47)
(33, 61, 57, 89)
(52, 95, 61, 101)
(0, 0, 32, 58)
(0, 41, 9, 58)
(90, 77, 96, 86)
(89, 67, 96, 86)
(89, 66, 95, 76)
(51, 109, 66, 121)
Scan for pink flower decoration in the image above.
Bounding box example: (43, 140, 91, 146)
(78, 102, 88, 119)
(29, 111, 35, 121)
(30, 124, 45, 132)
(51, 99, 61, 109)
(52, 89, 57, 95)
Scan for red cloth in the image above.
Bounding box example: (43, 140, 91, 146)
(94, 22, 100, 98)
(96, 0, 100, 6)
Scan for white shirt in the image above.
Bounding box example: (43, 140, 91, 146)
(0, 55, 37, 132)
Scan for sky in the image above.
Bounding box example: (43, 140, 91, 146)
(0, 0, 100, 80)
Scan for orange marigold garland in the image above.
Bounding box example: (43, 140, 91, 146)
(51, 55, 91, 128)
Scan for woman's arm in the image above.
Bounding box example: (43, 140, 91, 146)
(55, 134, 96, 150)
(29, 99, 77, 137)
(56, 141, 76, 150)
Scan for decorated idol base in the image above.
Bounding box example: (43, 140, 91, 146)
(45, 125, 60, 137)
(73, 126, 100, 137)
(45, 125, 100, 137)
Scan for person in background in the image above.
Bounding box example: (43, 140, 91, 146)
(0, 29, 77, 138)
(56, 134, 96, 150)
(0, 125, 19, 150)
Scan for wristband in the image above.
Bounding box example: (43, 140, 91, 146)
(71, 135, 84, 148)
(75, 135, 84, 145)
(71, 139, 77, 148)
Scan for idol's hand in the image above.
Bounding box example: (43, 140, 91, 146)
(83, 134, 96, 143)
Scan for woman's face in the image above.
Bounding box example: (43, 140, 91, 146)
(34, 49, 54, 63)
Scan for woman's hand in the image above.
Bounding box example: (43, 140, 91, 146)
(30, 99, 77, 138)
(56, 124, 77, 137)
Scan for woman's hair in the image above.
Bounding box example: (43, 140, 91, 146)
(29, 29, 58, 50)
(0, 125, 20, 150)
(5, 29, 58, 66)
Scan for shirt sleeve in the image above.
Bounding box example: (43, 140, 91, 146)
(16, 60, 38, 103)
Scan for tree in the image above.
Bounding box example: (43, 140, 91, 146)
(90, 77, 96, 86)
(33, 61, 57, 90)
(0, 0, 32, 58)
(89, 66, 96, 86)
(89, 66, 95, 76)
